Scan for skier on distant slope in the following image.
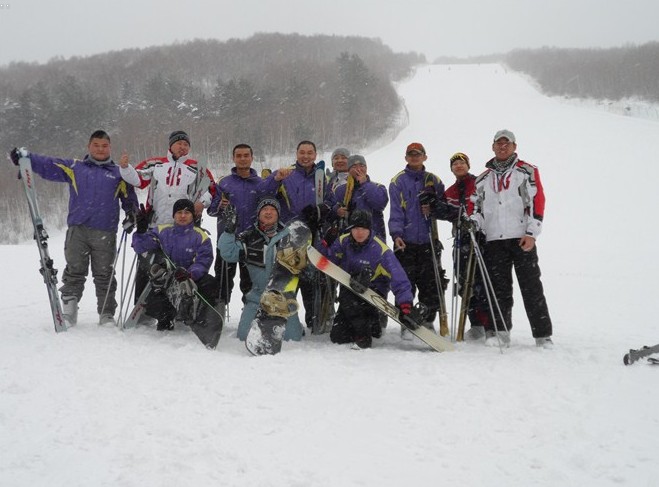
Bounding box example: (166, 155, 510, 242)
(321, 210, 414, 349)
(218, 196, 304, 342)
(10, 131, 138, 327)
(470, 130, 553, 348)
(131, 198, 221, 347)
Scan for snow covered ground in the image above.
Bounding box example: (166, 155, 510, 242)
(2, 64, 658, 486)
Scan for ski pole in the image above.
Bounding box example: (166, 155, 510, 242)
(426, 217, 448, 336)
(99, 230, 127, 324)
(467, 226, 509, 353)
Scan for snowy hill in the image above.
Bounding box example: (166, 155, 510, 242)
(2, 64, 658, 487)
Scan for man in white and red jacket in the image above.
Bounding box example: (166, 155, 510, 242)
(119, 130, 215, 308)
(471, 130, 553, 349)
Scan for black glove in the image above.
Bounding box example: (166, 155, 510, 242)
(122, 213, 136, 234)
(174, 266, 191, 282)
(135, 204, 151, 233)
(418, 190, 438, 207)
(9, 147, 28, 166)
(301, 204, 320, 233)
(349, 266, 374, 294)
(222, 204, 237, 234)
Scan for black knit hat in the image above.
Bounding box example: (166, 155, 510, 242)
(169, 130, 191, 149)
(256, 196, 280, 217)
(346, 209, 372, 231)
(172, 198, 195, 217)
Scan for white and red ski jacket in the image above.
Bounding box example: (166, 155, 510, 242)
(120, 152, 214, 226)
(471, 157, 546, 241)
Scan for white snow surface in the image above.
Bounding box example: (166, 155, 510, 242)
(2, 64, 658, 486)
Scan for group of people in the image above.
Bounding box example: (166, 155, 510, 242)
(9, 127, 553, 351)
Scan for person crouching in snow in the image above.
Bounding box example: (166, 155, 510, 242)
(218, 196, 305, 342)
(322, 210, 415, 349)
(132, 198, 219, 335)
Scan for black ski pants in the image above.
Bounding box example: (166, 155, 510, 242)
(394, 241, 442, 323)
(146, 274, 219, 323)
(454, 233, 492, 330)
(483, 238, 552, 338)
(330, 289, 380, 348)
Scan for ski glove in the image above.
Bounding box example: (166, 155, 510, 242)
(460, 213, 479, 233)
(222, 204, 237, 234)
(418, 190, 437, 207)
(398, 302, 423, 330)
(135, 204, 151, 234)
(301, 203, 330, 234)
(174, 266, 191, 282)
(9, 147, 29, 166)
(122, 213, 136, 234)
(349, 266, 374, 294)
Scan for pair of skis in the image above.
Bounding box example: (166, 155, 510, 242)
(17, 154, 67, 333)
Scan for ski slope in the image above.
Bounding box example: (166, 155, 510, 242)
(2, 64, 658, 487)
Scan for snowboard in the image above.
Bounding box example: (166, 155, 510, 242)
(306, 246, 455, 352)
(245, 220, 312, 355)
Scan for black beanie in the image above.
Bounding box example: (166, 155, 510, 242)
(169, 130, 191, 149)
(172, 199, 195, 217)
(346, 209, 372, 230)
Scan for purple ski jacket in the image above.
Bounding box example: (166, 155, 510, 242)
(258, 162, 323, 223)
(208, 167, 262, 234)
(331, 177, 389, 240)
(29, 153, 138, 233)
(323, 231, 413, 305)
(388, 166, 445, 245)
(132, 222, 213, 281)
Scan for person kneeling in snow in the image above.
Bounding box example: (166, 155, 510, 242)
(321, 210, 415, 349)
(132, 199, 220, 339)
(218, 197, 305, 342)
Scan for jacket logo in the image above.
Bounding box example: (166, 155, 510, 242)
(495, 173, 512, 192)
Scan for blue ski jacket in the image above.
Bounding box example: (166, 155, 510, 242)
(208, 167, 262, 234)
(218, 223, 304, 341)
(388, 166, 445, 245)
(132, 222, 213, 281)
(323, 231, 413, 305)
(29, 153, 138, 233)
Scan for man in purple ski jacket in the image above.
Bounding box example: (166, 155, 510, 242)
(388, 142, 449, 336)
(207, 144, 262, 310)
(132, 199, 218, 331)
(10, 130, 138, 327)
(330, 154, 389, 241)
(258, 140, 329, 330)
(322, 210, 414, 349)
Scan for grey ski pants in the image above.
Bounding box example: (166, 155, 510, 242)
(60, 225, 117, 315)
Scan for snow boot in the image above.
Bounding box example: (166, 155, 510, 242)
(61, 296, 78, 326)
(99, 313, 116, 326)
(485, 330, 510, 347)
(535, 336, 554, 349)
(465, 326, 486, 341)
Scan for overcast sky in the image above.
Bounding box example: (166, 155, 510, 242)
(1, 0, 658, 66)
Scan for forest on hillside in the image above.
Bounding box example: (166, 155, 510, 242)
(0, 33, 424, 242)
(504, 42, 659, 103)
